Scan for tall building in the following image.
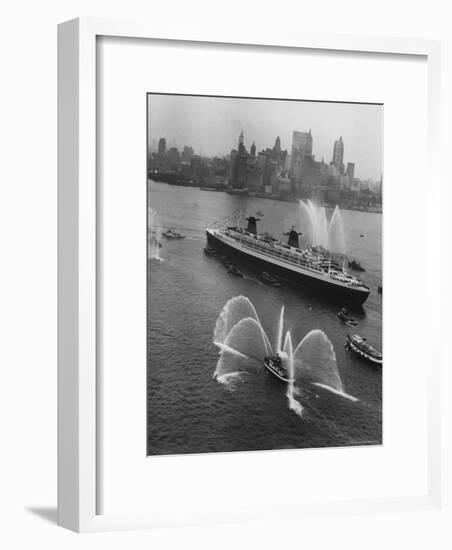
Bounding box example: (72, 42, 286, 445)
(273, 136, 281, 162)
(346, 162, 355, 180)
(167, 147, 180, 167)
(234, 155, 248, 189)
(257, 150, 269, 170)
(250, 141, 256, 158)
(231, 131, 249, 188)
(291, 130, 313, 158)
(247, 166, 263, 191)
(158, 137, 166, 156)
(290, 130, 313, 183)
(182, 145, 194, 162)
(332, 136, 344, 174)
(238, 130, 246, 156)
(190, 155, 202, 178)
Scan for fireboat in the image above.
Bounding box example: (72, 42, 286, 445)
(263, 354, 294, 383)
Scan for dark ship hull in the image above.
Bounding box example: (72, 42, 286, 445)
(206, 229, 370, 306)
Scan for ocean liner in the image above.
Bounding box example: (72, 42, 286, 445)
(205, 213, 370, 306)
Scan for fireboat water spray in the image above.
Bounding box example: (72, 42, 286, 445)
(213, 296, 355, 414)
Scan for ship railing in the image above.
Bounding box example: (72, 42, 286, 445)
(224, 231, 327, 274)
(237, 240, 325, 273)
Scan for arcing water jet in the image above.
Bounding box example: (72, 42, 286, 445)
(213, 297, 352, 411)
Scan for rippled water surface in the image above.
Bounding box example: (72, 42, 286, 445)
(147, 180, 382, 455)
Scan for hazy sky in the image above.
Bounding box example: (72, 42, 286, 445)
(147, 94, 383, 181)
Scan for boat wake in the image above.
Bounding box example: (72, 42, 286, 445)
(148, 207, 163, 260)
(287, 392, 304, 417)
(212, 296, 357, 416)
(149, 256, 165, 262)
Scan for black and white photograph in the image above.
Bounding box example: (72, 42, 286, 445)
(2, 0, 448, 542)
(147, 93, 383, 456)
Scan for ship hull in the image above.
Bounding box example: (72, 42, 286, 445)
(206, 230, 370, 306)
(345, 336, 382, 365)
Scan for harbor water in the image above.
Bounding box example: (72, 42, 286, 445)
(147, 179, 382, 455)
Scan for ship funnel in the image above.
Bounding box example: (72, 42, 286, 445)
(245, 216, 260, 234)
(285, 227, 302, 248)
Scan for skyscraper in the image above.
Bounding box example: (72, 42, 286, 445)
(291, 130, 312, 158)
(273, 136, 281, 161)
(167, 147, 180, 167)
(290, 130, 313, 182)
(234, 155, 248, 189)
(231, 131, 248, 189)
(346, 162, 355, 179)
(238, 130, 246, 156)
(332, 136, 344, 174)
(250, 141, 256, 158)
(158, 137, 166, 156)
(182, 145, 194, 162)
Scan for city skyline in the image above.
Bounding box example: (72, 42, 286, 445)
(147, 94, 383, 182)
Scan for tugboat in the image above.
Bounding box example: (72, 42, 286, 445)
(203, 246, 218, 256)
(227, 265, 243, 277)
(337, 307, 358, 326)
(345, 334, 382, 366)
(259, 271, 281, 287)
(263, 354, 294, 382)
(348, 259, 365, 272)
(162, 228, 186, 239)
(221, 255, 232, 267)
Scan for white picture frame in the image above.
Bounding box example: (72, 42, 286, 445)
(58, 17, 443, 532)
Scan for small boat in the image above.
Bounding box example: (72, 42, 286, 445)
(263, 355, 294, 382)
(345, 334, 382, 366)
(227, 265, 243, 277)
(348, 259, 365, 272)
(259, 271, 280, 287)
(337, 308, 358, 326)
(203, 246, 218, 256)
(162, 228, 186, 239)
